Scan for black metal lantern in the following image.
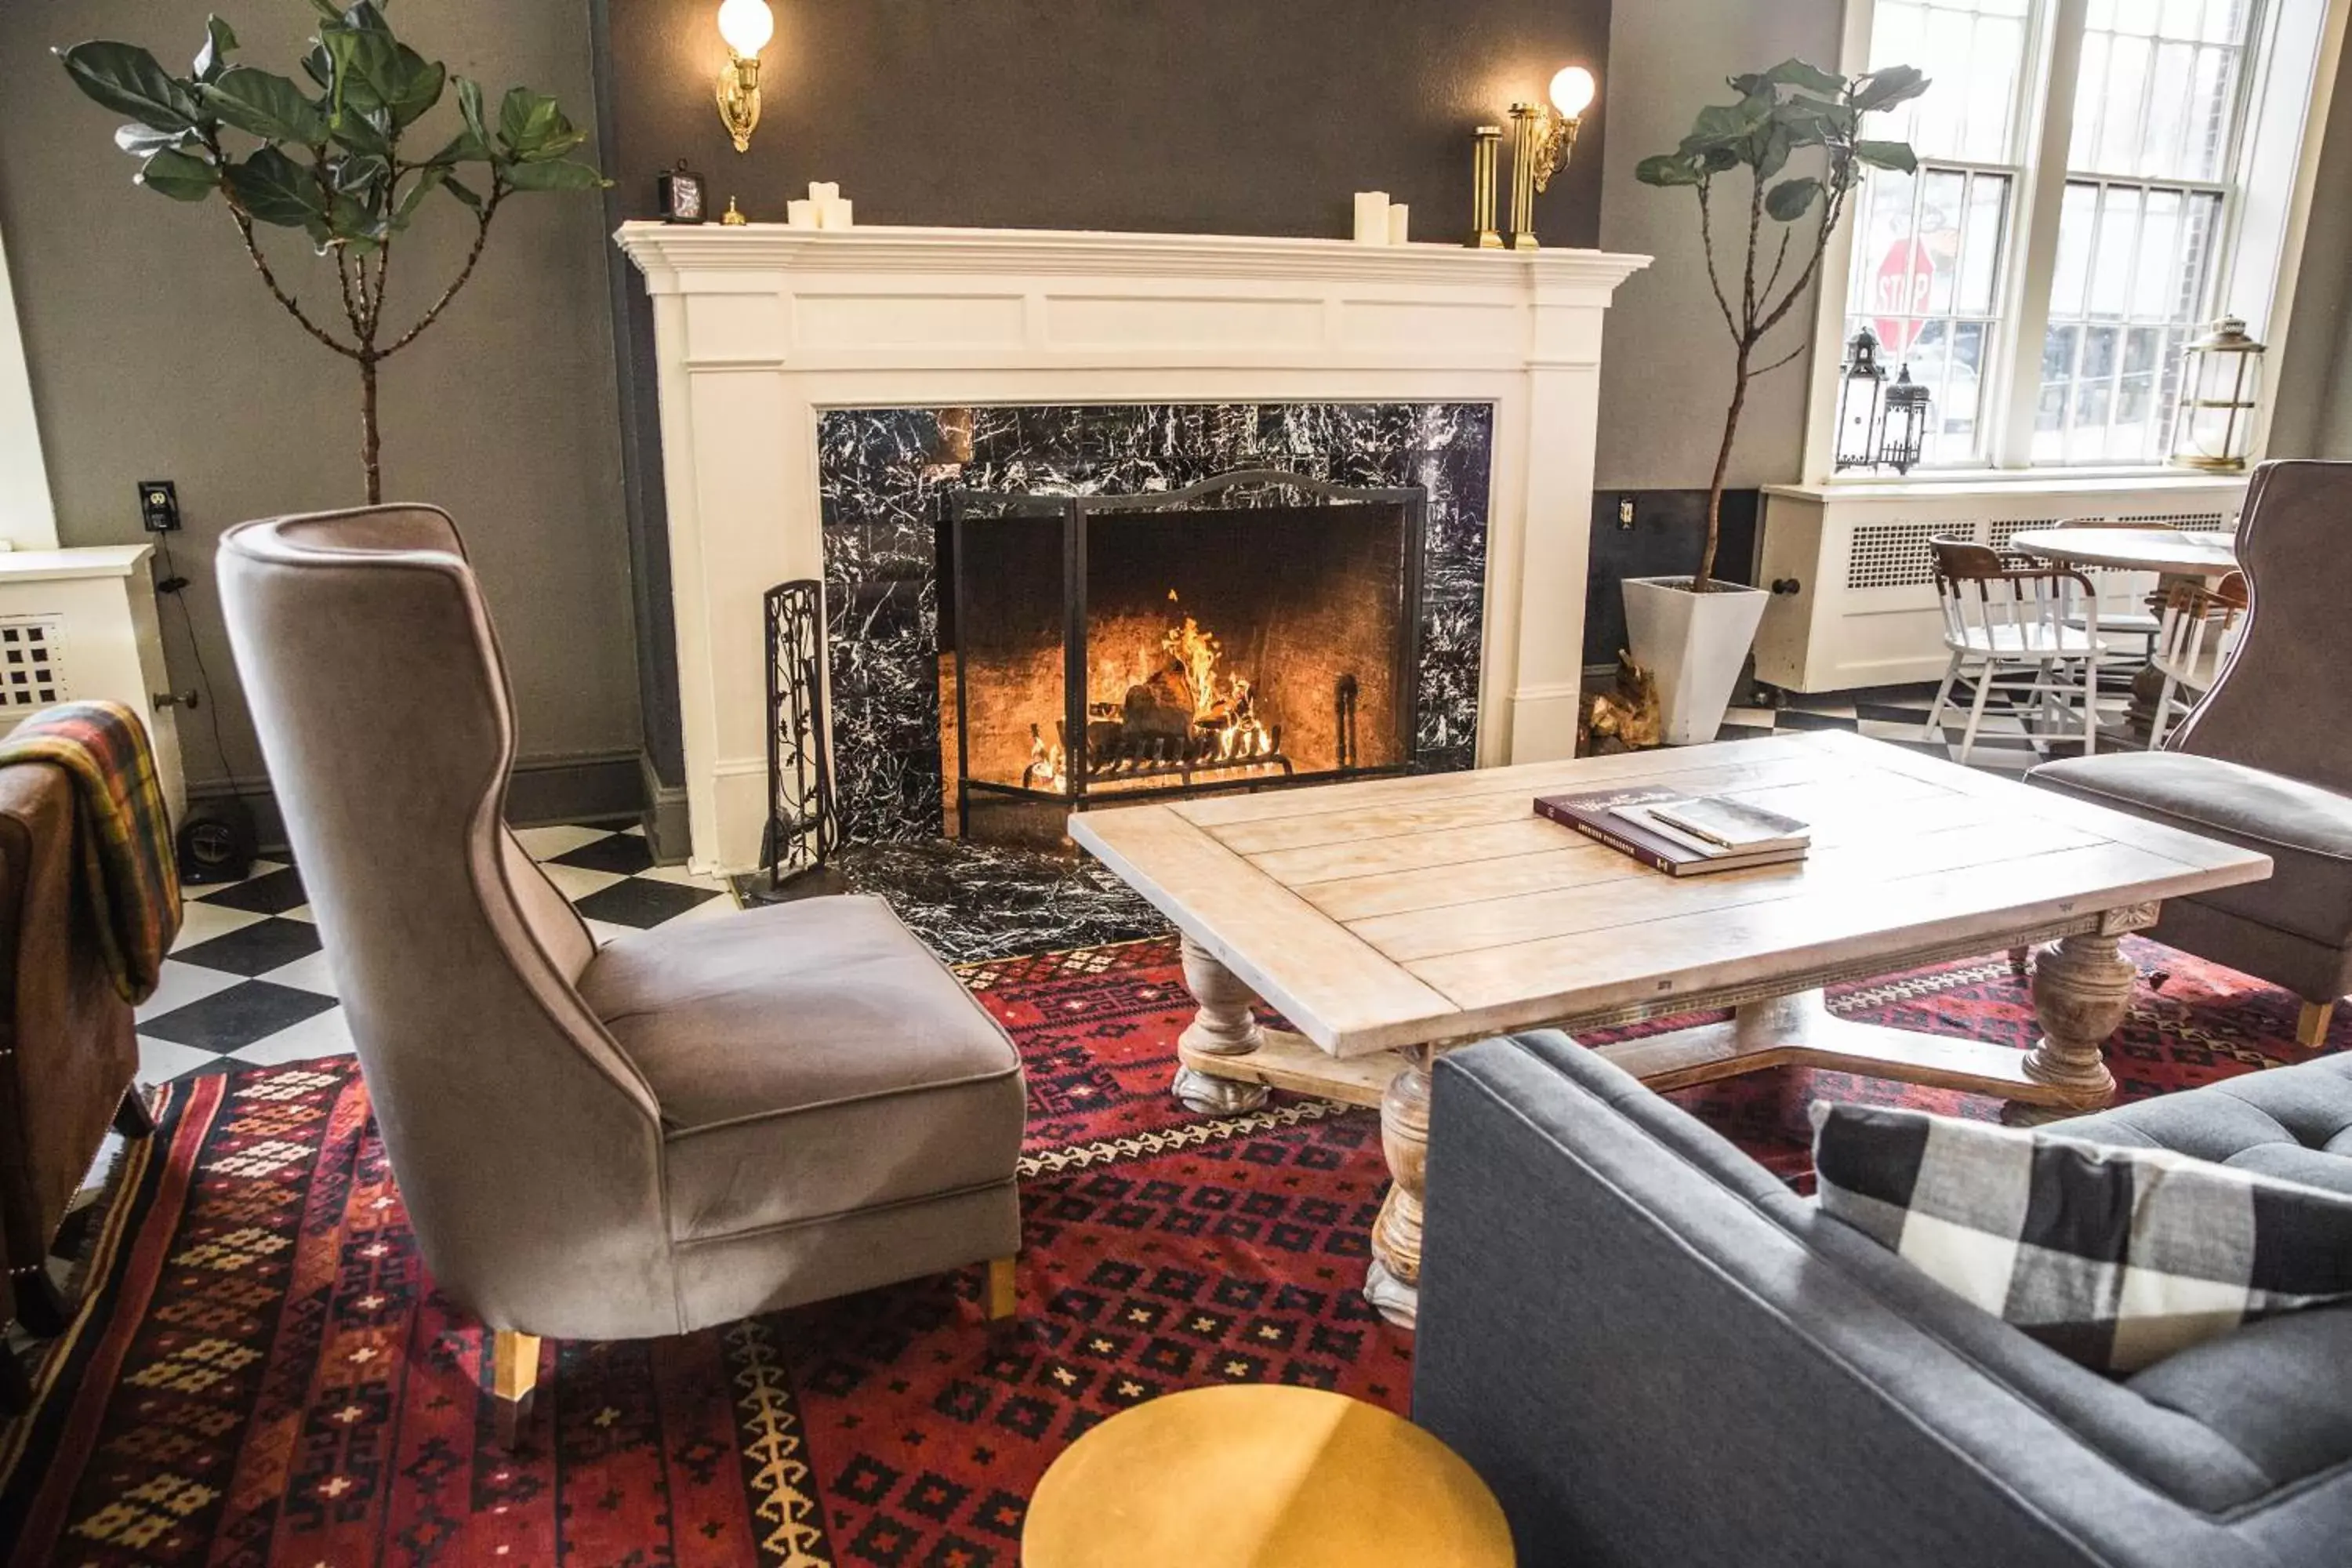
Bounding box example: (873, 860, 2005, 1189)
(657, 159, 709, 224)
(1834, 327, 1887, 472)
(1879, 365, 1931, 474)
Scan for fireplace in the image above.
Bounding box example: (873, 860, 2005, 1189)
(944, 470, 1425, 833)
(615, 224, 1646, 873)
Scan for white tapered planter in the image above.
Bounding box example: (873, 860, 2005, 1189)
(1621, 577, 1769, 746)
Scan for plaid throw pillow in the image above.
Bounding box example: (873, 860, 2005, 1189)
(1810, 1102, 2352, 1374)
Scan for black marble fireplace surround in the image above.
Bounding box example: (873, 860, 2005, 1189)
(820, 403, 1496, 845)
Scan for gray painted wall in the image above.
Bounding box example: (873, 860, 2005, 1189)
(1595, 0, 1844, 490)
(0, 0, 638, 797)
(597, 0, 1610, 241)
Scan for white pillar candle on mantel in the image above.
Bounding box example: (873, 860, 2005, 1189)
(1352, 191, 1390, 245)
(1387, 203, 1410, 245)
(786, 198, 818, 228)
(821, 197, 854, 229)
(808, 181, 840, 204)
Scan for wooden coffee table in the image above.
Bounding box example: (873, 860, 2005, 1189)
(1069, 731, 2272, 1329)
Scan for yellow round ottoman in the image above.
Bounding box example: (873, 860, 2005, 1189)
(1022, 1384, 1514, 1566)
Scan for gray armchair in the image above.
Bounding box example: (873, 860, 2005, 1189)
(218, 506, 1023, 1440)
(2032, 459, 2352, 1047)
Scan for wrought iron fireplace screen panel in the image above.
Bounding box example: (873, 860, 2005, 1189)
(763, 579, 840, 884)
(949, 469, 1428, 818)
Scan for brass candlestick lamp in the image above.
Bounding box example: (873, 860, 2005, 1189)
(1467, 125, 1504, 249)
(1507, 66, 1597, 249)
(716, 0, 774, 153)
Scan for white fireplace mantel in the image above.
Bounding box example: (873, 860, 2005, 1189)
(615, 220, 1649, 873)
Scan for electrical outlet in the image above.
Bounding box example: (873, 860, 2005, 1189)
(138, 480, 181, 533)
(1617, 494, 1636, 529)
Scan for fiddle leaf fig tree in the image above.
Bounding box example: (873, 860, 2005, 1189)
(59, 2, 612, 503)
(1637, 59, 1928, 589)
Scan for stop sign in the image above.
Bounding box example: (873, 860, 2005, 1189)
(1872, 238, 1935, 356)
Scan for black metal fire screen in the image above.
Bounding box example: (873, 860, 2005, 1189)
(944, 469, 1426, 832)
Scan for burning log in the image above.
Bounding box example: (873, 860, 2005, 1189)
(1022, 593, 1293, 790)
(1122, 661, 1196, 741)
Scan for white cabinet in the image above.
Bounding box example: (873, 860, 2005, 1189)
(0, 545, 183, 819)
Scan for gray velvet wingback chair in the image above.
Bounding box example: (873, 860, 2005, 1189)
(217, 506, 1023, 1437)
(2032, 459, 2352, 1047)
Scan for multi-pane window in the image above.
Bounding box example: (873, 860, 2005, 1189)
(1838, 0, 2281, 471)
(1846, 0, 2032, 466)
(2038, 0, 2251, 462)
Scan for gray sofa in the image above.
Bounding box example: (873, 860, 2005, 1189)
(1411, 1031, 2352, 1567)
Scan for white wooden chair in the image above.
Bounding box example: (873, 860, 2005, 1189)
(1926, 538, 2103, 765)
(2147, 570, 2248, 750)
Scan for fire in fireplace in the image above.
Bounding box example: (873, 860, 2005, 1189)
(943, 470, 1426, 837)
(1021, 590, 1286, 793)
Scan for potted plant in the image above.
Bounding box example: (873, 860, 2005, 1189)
(56, 1, 610, 503)
(1630, 59, 1926, 744)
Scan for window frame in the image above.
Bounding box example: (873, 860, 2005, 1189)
(1799, 0, 2349, 484)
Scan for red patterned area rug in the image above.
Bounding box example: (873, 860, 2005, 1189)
(2, 935, 2338, 1566)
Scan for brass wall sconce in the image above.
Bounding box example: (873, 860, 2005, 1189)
(716, 0, 774, 153)
(1507, 66, 1597, 249)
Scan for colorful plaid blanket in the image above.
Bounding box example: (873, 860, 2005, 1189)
(0, 701, 182, 1004)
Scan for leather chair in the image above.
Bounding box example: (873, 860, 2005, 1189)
(0, 758, 155, 1345)
(2031, 459, 2352, 1047)
(216, 506, 1024, 1439)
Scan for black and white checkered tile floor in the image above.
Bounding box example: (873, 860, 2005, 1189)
(1725, 679, 2130, 771)
(136, 823, 732, 1083)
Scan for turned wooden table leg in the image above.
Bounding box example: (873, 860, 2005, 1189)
(2006, 931, 2132, 1124)
(1172, 935, 1273, 1115)
(1364, 1047, 1432, 1330)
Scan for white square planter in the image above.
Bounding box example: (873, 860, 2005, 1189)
(1621, 577, 1769, 746)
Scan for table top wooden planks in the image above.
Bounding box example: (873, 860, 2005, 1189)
(1068, 731, 2273, 1058)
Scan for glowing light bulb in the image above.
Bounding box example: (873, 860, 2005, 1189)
(1550, 65, 1597, 118)
(718, 0, 774, 56)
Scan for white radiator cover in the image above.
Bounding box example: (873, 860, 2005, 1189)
(1754, 475, 2251, 693)
(0, 545, 183, 818)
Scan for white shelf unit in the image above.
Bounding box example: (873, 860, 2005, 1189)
(1752, 475, 2250, 694)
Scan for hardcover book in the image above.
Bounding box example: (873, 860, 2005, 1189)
(1534, 786, 1809, 877)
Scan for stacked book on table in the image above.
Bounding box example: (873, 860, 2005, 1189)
(1534, 786, 1812, 877)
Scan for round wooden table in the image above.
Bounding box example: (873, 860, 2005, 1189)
(1022, 1385, 1514, 1566)
(2006, 526, 2238, 577)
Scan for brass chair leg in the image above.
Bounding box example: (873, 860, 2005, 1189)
(984, 1255, 1018, 1321)
(492, 1329, 541, 1449)
(2297, 1000, 2336, 1049)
